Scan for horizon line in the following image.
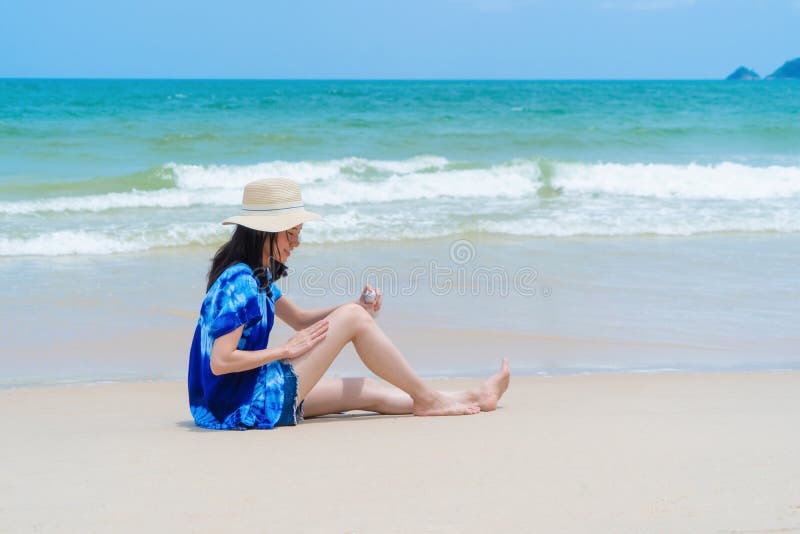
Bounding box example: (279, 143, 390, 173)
(0, 76, 747, 82)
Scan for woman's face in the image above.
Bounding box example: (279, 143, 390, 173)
(272, 224, 302, 263)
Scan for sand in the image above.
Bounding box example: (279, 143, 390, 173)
(2, 371, 799, 533)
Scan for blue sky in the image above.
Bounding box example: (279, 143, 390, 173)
(1, 0, 797, 79)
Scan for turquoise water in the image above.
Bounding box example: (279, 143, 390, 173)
(2, 80, 800, 255)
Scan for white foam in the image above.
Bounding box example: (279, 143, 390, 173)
(0, 188, 241, 215)
(4, 157, 800, 256)
(4, 159, 800, 218)
(3, 198, 800, 257)
(481, 205, 800, 237)
(167, 155, 449, 190)
(0, 231, 143, 256)
(0, 156, 533, 214)
(303, 161, 541, 205)
(0, 224, 225, 256)
(553, 162, 800, 200)
(0, 209, 464, 256)
(301, 209, 462, 243)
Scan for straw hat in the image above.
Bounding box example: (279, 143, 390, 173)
(222, 178, 321, 232)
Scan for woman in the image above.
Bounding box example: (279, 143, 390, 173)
(188, 178, 510, 429)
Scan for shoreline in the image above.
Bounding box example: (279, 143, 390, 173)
(4, 364, 800, 391)
(2, 371, 799, 532)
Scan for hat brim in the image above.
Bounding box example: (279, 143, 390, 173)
(222, 210, 322, 232)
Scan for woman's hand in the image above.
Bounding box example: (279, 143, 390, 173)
(282, 319, 330, 359)
(356, 284, 382, 316)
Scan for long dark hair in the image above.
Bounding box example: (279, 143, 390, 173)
(207, 225, 277, 296)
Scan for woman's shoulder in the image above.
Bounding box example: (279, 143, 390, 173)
(221, 262, 254, 279)
(209, 263, 258, 294)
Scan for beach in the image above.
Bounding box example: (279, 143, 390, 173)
(2, 79, 800, 532)
(2, 369, 799, 533)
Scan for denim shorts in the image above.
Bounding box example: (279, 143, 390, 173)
(275, 360, 304, 427)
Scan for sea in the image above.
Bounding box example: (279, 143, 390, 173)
(1, 79, 799, 386)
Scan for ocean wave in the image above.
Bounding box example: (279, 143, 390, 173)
(2, 156, 800, 256)
(0, 156, 540, 214)
(553, 162, 800, 200)
(166, 155, 450, 189)
(481, 210, 800, 237)
(303, 162, 541, 204)
(0, 188, 241, 215)
(3, 201, 799, 257)
(4, 158, 800, 217)
(0, 210, 469, 256)
(0, 224, 224, 256)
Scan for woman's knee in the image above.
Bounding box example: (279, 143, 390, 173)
(336, 302, 374, 333)
(339, 301, 371, 318)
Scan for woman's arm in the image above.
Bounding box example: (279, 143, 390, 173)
(275, 285, 383, 331)
(210, 319, 329, 375)
(274, 296, 339, 331)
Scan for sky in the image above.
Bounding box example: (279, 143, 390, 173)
(0, 0, 798, 79)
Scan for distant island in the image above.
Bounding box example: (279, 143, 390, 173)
(766, 58, 800, 79)
(726, 66, 760, 80)
(726, 57, 800, 80)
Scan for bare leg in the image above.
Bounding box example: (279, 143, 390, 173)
(302, 377, 414, 417)
(302, 359, 511, 418)
(290, 303, 479, 416)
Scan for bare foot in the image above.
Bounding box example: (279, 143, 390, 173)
(413, 391, 480, 416)
(454, 359, 511, 412)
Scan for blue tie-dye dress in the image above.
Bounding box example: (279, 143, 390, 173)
(188, 263, 290, 430)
